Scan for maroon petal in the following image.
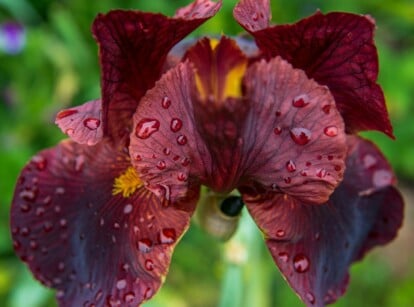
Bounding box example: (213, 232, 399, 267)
(92, 0, 221, 141)
(11, 140, 197, 306)
(243, 136, 403, 306)
(242, 57, 347, 204)
(234, 6, 393, 137)
(55, 99, 103, 146)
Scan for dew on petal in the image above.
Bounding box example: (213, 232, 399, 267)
(116, 279, 127, 290)
(19, 203, 31, 213)
(19, 188, 38, 202)
(363, 154, 377, 169)
(324, 126, 338, 137)
(286, 160, 296, 172)
(275, 110, 282, 117)
(181, 157, 190, 167)
(124, 292, 136, 303)
(273, 126, 282, 135)
(322, 104, 331, 114)
(170, 118, 183, 132)
(161, 96, 171, 109)
(143, 287, 153, 300)
(177, 135, 187, 145)
(316, 168, 328, 178)
(43, 221, 53, 232)
(74, 155, 85, 172)
(290, 127, 311, 145)
(56, 109, 78, 119)
(137, 239, 152, 253)
(158, 228, 176, 244)
(145, 259, 154, 271)
(177, 172, 187, 182)
(373, 169, 393, 188)
(156, 160, 166, 170)
(123, 204, 133, 214)
(31, 155, 47, 171)
(278, 252, 289, 263)
(293, 253, 310, 273)
(83, 118, 101, 130)
(135, 118, 160, 139)
(284, 177, 291, 184)
(306, 292, 316, 305)
(292, 94, 309, 107)
(276, 229, 285, 238)
(163, 148, 171, 156)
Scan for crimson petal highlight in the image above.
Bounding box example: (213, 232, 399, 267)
(10, 140, 196, 306)
(244, 136, 403, 306)
(234, 3, 393, 137)
(92, 0, 221, 141)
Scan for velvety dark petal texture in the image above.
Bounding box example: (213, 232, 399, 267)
(244, 136, 403, 306)
(242, 57, 346, 204)
(92, 0, 221, 141)
(11, 140, 196, 306)
(55, 99, 103, 146)
(234, 5, 393, 137)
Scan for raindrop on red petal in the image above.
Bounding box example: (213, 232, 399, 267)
(290, 128, 311, 145)
(56, 109, 78, 119)
(316, 168, 327, 178)
(143, 287, 153, 300)
(177, 172, 187, 181)
(306, 292, 316, 305)
(284, 177, 291, 184)
(324, 126, 338, 137)
(31, 155, 47, 171)
(177, 135, 187, 145)
(144, 259, 154, 271)
(293, 254, 310, 273)
(19, 203, 31, 213)
(19, 188, 38, 202)
(170, 118, 183, 132)
(135, 118, 160, 139)
(83, 118, 101, 130)
(292, 95, 309, 107)
(275, 111, 282, 117)
(161, 96, 171, 109)
(156, 161, 166, 170)
(124, 292, 136, 303)
(276, 229, 286, 238)
(273, 126, 282, 135)
(158, 228, 176, 244)
(286, 160, 296, 172)
(278, 252, 289, 263)
(163, 148, 171, 156)
(137, 238, 152, 253)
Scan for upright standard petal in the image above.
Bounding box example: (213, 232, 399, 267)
(92, 0, 221, 141)
(55, 99, 103, 146)
(11, 140, 197, 306)
(234, 5, 393, 137)
(130, 38, 346, 204)
(244, 136, 403, 306)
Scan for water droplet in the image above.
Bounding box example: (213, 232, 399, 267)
(123, 204, 133, 214)
(19, 188, 38, 202)
(373, 169, 393, 187)
(83, 118, 100, 130)
(43, 221, 53, 232)
(363, 154, 377, 169)
(284, 177, 291, 184)
(116, 279, 127, 290)
(135, 118, 160, 139)
(170, 118, 183, 132)
(181, 157, 190, 166)
(322, 105, 331, 114)
(156, 160, 166, 170)
(20, 227, 30, 236)
(55, 187, 65, 195)
(124, 292, 135, 303)
(252, 12, 259, 21)
(163, 147, 171, 156)
(278, 252, 289, 263)
(273, 126, 282, 135)
(161, 96, 171, 109)
(177, 135, 187, 145)
(306, 292, 316, 305)
(293, 253, 310, 273)
(276, 229, 285, 238)
(145, 259, 154, 271)
(32, 155, 47, 171)
(75, 155, 85, 172)
(286, 160, 296, 172)
(316, 168, 327, 178)
(300, 170, 307, 176)
(275, 111, 282, 117)
(29, 240, 38, 250)
(324, 126, 338, 137)
(143, 287, 153, 300)
(65, 128, 75, 136)
(56, 109, 78, 119)
(138, 239, 152, 253)
(95, 290, 103, 301)
(292, 95, 309, 107)
(19, 203, 31, 213)
(177, 172, 187, 181)
(314, 232, 320, 240)
(158, 228, 176, 244)
(58, 262, 65, 271)
(334, 165, 342, 171)
(60, 219, 68, 227)
(290, 127, 311, 145)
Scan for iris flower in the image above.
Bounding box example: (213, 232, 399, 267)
(11, 0, 403, 306)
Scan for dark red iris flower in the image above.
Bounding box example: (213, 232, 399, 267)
(10, 0, 403, 306)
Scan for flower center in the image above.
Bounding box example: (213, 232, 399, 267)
(112, 166, 143, 198)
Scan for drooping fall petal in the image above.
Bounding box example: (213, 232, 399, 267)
(10, 140, 197, 306)
(234, 1, 393, 137)
(244, 136, 403, 306)
(92, 0, 221, 141)
(55, 99, 103, 146)
(130, 39, 346, 204)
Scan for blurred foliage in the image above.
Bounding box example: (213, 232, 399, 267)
(1, 0, 413, 306)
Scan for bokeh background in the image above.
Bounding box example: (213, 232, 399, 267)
(1, 0, 413, 306)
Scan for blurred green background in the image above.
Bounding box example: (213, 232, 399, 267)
(1, 0, 413, 306)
